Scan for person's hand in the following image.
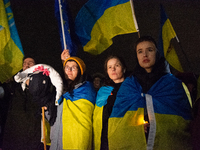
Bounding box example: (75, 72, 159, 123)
(25, 79, 30, 86)
(43, 106, 48, 110)
(144, 122, 150, 133)
(61, 49, 70, 63)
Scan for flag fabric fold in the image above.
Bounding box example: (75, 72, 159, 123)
(93, 86, 114, 150)
(0, 0, 24, 83)
(108, 74, 192, 149)
(55, 0, 77, 56)
(75, 0, 138, 55)
(158, 5, 183, 72)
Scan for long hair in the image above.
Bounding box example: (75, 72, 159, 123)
(132, 36, 169, 93)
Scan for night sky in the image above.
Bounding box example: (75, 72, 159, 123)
(10, 0, 200, 76)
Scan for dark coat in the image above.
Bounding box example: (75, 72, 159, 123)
(3, 81, 43, 150)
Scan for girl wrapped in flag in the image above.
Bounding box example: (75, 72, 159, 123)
(93, 55, 127, 150)
(50, 50, 96, 150)
(108, 36, 192, 150)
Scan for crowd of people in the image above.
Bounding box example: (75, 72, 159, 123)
(0, 36, 199, 150)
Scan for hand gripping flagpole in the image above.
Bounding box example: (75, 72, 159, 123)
(58, 0, 67, 50)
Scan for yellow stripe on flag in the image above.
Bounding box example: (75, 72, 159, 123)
(162, 19, 183, 72)
(83, 1, 138, 55)
(0, 0, 24, 83)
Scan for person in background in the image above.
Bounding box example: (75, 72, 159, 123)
(93, 55, 127, 150)
(176, 72, 197, 104)
(0, 82, 8, 150)
(108, 36, 192, 150)
(14, 63, 63, 126)
(190, 75, 200, 150)
(3, 56, 46, 150)
(92, 72, 105, 92)
(192, 96, 200, 150)
(50, 50, 96, 150)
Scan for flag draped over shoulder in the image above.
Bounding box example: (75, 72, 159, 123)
(108, 74, 192, 149)
(55, 0, 77, 56)
(93, 86, 113, 150)
(158, 5, 183, 72)
(75, 0, 138, 55)
(0, 0, 24, 83)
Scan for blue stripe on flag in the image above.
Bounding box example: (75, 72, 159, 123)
(75, 0, 130, 46)
(55, 0, 77, 56)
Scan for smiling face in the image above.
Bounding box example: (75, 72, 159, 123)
(107, 58, 124, 83)
(136, 41, 157, 73)
(64, 61, 79, 81)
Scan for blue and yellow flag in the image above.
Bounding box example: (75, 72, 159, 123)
(55, 0, 77, 56)
(62, 82, 96, 149)
(75, 0, 138, 55)
(158, 5, 183, 72)
(93, 86, 113, 150)
(0, 0, 24, 83)
(108, 74, 192, 150)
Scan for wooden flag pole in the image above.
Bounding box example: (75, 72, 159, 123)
(42, 107, 46, 150)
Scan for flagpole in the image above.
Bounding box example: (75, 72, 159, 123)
(58, 0, 67, 50)
(42, 107, 46, 150)
(130, 0, 140, 38)
(175, 35, 192, 71)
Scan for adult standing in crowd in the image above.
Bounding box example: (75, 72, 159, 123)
(50, 50, 96, 150)
(108, 36, 192, 150)
(3, 56, 45, 150)
(93, 55, 127, 150)
(0, 82, 9, 150)
(92, 72, 105, 92)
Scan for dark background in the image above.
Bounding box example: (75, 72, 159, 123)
(10, 0, 200, 77)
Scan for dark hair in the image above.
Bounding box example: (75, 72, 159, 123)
(132, 36, 169, 93)
(23, 55, 38, 64)
(134, 36, 163, 68)
(92, 72, 105, 88)
(103, 55, 126, 86)
(104, 55, 126, 73)
(92, 72, 104, 81)
(134, 35, 158, 50)
(133, 36, 169, 74)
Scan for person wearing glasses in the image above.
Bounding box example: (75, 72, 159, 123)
(50, 50, 96, 150)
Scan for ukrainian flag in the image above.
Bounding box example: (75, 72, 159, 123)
(93, 86, 113, 150)
(108, 74, 192, 150)
(61, 82, 96, 150)
(158, 5, 183, 72)
(75, 0, 138, 55)
(0, 0, 24, 83)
